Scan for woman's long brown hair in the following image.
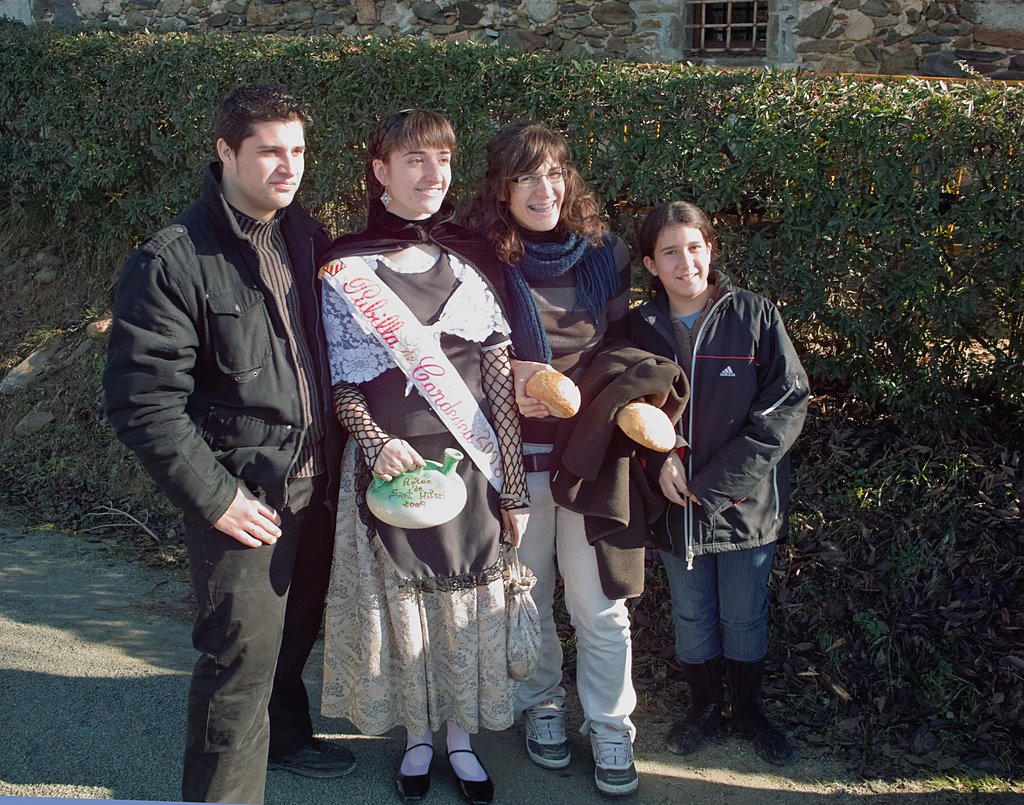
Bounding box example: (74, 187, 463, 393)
(464, 121, 606, 266)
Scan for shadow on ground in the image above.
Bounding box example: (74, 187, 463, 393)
(1, 526, 1018, 804)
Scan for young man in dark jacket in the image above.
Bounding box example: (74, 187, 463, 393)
(104, 84, 352, 803)
(627, 201, 809, 767)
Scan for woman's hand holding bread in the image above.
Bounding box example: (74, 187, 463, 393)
(511, 361, 581, 419)
(525, 370, 581, 418)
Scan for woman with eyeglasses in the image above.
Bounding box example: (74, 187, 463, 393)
(318, 109, 530, 805)
(465, 121, 638, 797)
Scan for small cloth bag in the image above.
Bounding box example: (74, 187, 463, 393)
(502, 543, 541, 681)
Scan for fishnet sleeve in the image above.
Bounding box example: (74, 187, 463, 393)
(481, 346, 529, 509)
(332, 381, 392, 469)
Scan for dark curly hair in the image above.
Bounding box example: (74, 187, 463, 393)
(464, 121, 606, 266)
(213, 84, 310, 153)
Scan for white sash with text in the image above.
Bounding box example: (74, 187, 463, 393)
(320, 255, 503, 492)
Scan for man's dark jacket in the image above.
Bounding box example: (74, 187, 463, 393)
(104, 164, 339, 527)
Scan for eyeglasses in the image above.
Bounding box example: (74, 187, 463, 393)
(510, 167, 569, 188)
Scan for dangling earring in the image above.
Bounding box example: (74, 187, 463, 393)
(380, 188, 392, 207)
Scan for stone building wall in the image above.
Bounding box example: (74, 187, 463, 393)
(790, 0, 1024, 78)
(15, 0, 1024, 78)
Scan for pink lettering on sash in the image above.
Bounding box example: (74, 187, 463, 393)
(411, 356, 503, 479)
(324, 256, 504, 489)
(341, 276, 402, 347)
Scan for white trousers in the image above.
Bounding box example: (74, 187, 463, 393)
(514, 455, 637, 738)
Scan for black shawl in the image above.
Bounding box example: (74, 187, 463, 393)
(322, 199, 509, 312)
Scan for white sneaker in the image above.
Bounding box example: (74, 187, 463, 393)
(590, 723, 638, 796)
(523, 698, 571, 769)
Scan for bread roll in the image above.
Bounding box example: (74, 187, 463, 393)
(525, 370, 581, 418)
(616, 402, 677, 452)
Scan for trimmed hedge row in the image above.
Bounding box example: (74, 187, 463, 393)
(2, 23, 1022, 431)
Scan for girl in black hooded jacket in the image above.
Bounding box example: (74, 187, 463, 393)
(626, 201, 809, 766)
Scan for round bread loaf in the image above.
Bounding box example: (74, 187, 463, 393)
(525, 369, 581, 418)
(616, 402, 677, 452)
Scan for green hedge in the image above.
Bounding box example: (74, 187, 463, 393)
(3, 23, 1022, 431)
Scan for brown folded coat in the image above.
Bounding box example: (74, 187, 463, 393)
(549, 339, 689, 599)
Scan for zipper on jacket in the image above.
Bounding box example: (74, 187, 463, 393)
(682, 292, 731, 570)
(772, 466, 780, 521)
(309, 235, 332, 418)
(654, 315, 694, 568)
(685, 499, 695, 569)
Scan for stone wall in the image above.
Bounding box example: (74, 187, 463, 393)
(1, 0, 31, 23)
(14, 0, 1024, 78)
(790, 0, 1024, 78)
(28, 0, 662, 60)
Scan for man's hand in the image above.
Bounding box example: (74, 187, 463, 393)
(659, 453, 702, 507)
(511, 359, 556, 419)
(213, 483, 283, 547)
(500, 507, 530, 549)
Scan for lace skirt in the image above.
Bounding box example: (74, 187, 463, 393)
(321, 442, 516, 735)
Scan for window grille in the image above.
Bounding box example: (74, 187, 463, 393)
(686, 1, 769, 55)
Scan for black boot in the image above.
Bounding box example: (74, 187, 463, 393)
(665, 656, 725, 755)
(725, 658, 793, 766)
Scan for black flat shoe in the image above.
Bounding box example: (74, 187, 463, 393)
(396, 743, 434, 803)
(447, 749, 494, 805)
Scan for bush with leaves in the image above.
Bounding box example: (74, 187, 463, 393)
(2, 24, 1022, 432)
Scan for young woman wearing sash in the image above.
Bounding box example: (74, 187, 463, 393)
(464, 121, 638, 797)
(318, 110, 529, 805)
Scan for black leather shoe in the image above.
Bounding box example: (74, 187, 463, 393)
(268, 737, 356, 778)
(396, 743, 434, 803)
(448, 749, 494, 805)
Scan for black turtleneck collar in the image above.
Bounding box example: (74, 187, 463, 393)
(516, 223, 569, 245)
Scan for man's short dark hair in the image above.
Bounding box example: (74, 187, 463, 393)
(213, 84, 310, 153)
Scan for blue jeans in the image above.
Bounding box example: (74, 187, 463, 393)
(660, 543, 775, 664)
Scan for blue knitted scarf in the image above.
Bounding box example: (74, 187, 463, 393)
(506, 234, 620, 363)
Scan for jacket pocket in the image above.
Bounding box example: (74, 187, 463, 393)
(716, 477, 779, 545)
(206, 286, 272, 380)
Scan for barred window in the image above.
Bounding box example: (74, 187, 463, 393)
(686, 1, 769, 55)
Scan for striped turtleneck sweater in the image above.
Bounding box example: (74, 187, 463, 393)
(233, 208, 327, 478)
(520, 231, 632, 445)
